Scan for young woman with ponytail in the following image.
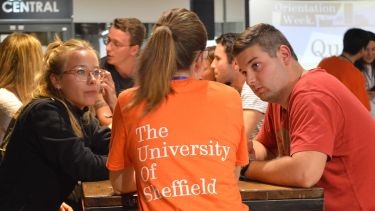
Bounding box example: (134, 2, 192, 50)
(107, 8, 249, 211)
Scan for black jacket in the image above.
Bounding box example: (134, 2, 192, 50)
(0, 98, 110, 211)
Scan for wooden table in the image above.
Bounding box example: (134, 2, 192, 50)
(82, 180, 324, 211)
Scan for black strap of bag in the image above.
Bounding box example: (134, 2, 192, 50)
(0, 115, 17, 160)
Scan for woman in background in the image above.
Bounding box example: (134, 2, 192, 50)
(0, 38, 110, 211)
(107, 8, 248, 211)
(355, 31, 375, 117)
(0, 33, 43, 144)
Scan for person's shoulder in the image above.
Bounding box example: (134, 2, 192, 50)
(117, 88, 137, 104)
(320, 56, 354, 68)
(294, 69, 345, 99)
(0, 88, 22, 107)
(320, 56, 338, 62)
(13, 98, 64, 123)
(0, 88, 18, 99)
(307, 67, 344, 78)
(207, 80, 237, 94)
(299, 69, 331, 87)
(26, 98, 65, 113)
(206, 81, 241, 102)
(318, 56, 340, 66)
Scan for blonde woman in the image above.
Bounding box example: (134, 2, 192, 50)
(0, 33, 43, 143)
(0, 38, 110, 211)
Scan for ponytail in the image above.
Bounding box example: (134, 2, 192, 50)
(129, 8, 207, 115)
(131, 25, 177, 114)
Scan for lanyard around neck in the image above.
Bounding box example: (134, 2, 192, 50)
(172, 76, 189, 80)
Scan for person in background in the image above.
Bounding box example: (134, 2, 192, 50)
(355, 31, 375, 117)
(0, 38, 110, 211)
(197, 45, 216, 81)
(0, 33, 43, 144)
(318, 28, 371, 110)
(234, 23, 375, 211)
(212, 33, 268, 141)
(96, 18, 146, 126)
(107, 8, 248, 211)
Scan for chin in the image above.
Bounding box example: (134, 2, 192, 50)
(256, 93, 268, 102)
(107, 58, 116, 65)
(85, 98, 97, 106)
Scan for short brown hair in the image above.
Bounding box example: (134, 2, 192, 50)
(233, 23, 298, 61)
(215, 33, 238, 64)
(112, 18, 146, 47)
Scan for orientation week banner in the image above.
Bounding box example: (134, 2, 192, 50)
(249, 0, 375, 69)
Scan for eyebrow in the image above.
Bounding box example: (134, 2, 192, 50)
(107, 36, 120, 42)
(73, 65, 85, 68)
(246, 57, 258, 65)
(72, 65, 100, 69)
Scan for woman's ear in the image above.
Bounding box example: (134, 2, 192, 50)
(50, 73, 61, 90)
(192, 51, 204, 76)
(187, 52, 204, 79)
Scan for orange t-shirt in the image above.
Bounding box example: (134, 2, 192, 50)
(318, 56, 371, 110)
(107, 79, 249, 211)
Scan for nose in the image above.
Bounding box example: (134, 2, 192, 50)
(245, 71, 256, 86)
(87, 72, 99, 84)
(211, 62, 219, 75)
(106, 43, 112, 52)
(210, 60, 216, 69)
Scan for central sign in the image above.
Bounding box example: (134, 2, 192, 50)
(0, 0, 72, 19)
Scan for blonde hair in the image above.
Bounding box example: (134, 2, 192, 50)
(0, 32, 43, 103)
(34, 37, 97, 138)
(131, 8, 207, 114)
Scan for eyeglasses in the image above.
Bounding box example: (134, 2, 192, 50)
(63, 67, 102, 82)
(103, 36, 132, 48)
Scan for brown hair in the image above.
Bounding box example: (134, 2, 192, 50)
(35, 38, 97, 138)
(0, 32, 43, 103)
(112, 18, 146, 47)
(215, 33, 238, 64)
(233, 23, 298, 60)
(130, 8, 207, 114)
(205, 46, 216, 64)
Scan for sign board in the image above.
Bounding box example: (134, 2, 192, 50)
(249, 0, 375, 69)
(0, 0, 72, 20)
